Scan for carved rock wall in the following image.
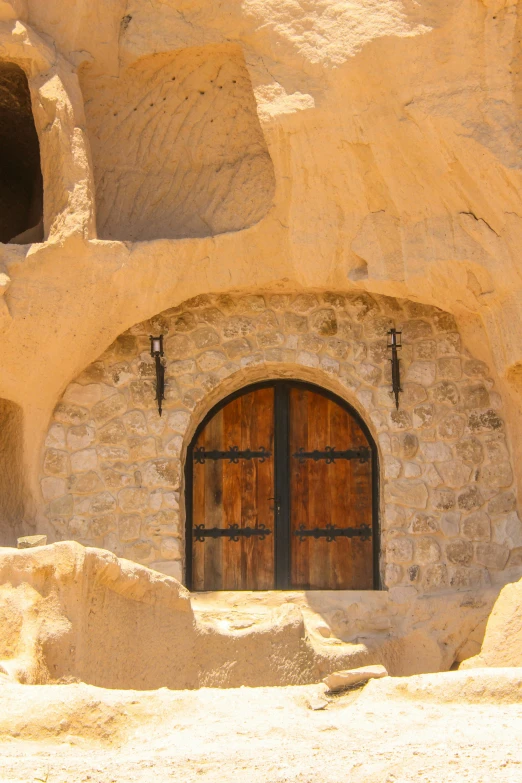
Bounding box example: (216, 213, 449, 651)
(79, 44, 275, 241)
(40, 291, 521, 594)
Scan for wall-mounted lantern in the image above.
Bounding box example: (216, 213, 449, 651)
(150, 335, 165, 416)
(387, 328, 402, 410)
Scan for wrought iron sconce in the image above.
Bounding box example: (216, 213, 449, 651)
(150, 335, 165, 416)
(387, 328, 402, 409)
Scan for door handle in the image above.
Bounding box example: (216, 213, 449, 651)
(268, 497, 281, 514)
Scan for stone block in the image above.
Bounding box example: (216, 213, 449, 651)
(41, 477, 67, 501)
(384, 456, 401, 479)
(419, 441, 452, 462)
(386, 536, 414, 563)
(415, 537, 441, 564)
(284, 312, 308, 333)
(414, 340, 436, 360)
(49, 494, 73, 516)
(436, 357, 461, 381)
(412, 404, 434, 428)
(475, 542, 510, 570)
(430, 487, 456, 511)
(143, 510, 179, 537)
(449, 566, 486, 589)
(411, 513, 438, 534)
(457, 485, 484, 512)
(389, 410, 411, 430)
(440, 512, 460, 537)
(488, 491, 516, 516)
(401, 319, 432, 341)
(384, 480, 428, 509)
(53, 403, 89, 425)
(481, 462, 513, 489)
(63, 383, 102, 406)
(70, 448, 98, 473)
(67, 424, 96, 451)
(45, 423, 66, 449)
(92, 393, 127, 423)
(423, 563, 448, 590)
(97, 445, 130, 461)
(437, 333, 460, 356)
(400, 383, 428, 407)
(71, 471, 103, 494)
(99, 420, 127, 444)
(43, 448, 69, 477)
(159, 537, 182, 560)
(119, 488, 149, 512)
(323, 665, 388, 692)
(467, 409, 503, 433)
(446, 539, 473, 566)
(90, 492, 117, 514)
(438, 414, 465, 440)
(90, 514, 117, 538)
(406, 361, 436, 386)
(436, 460, 472, 489)
(461, 511, 490, 541)
(431, 381, 459, 405)
(17, 535, 47, 549)
(455, 437, 483, 464)
(384, 563, 403, 587)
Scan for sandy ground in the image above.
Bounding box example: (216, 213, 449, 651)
(1, 670, 521, 783)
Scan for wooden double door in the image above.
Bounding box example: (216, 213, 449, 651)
(186, 381, 377, 591)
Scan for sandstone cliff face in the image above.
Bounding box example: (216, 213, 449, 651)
(0, 0, 521, 595)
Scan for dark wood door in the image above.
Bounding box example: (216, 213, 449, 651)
(289, 386, 373, 589)
(191, 387, 275, 590)
(187, 382, 376, 591)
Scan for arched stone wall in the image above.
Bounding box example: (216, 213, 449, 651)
(40, 291, 521, 593)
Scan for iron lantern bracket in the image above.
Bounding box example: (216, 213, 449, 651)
(150, 334, 165, 416)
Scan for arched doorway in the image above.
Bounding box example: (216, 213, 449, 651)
(185, 381, 379, 591)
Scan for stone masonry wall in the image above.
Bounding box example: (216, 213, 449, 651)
(40, 292, 522, 593)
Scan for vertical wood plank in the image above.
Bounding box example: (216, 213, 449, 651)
(222, 397, 242, 589)
(203, 409, 224, 590)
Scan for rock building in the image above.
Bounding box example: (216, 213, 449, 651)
(1, 0, 522, 602)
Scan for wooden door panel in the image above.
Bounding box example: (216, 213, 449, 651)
(192, 387, 275, 590)
(289, 387, 373, 590)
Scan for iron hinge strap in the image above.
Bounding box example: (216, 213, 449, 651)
(194, 446, 272, 464)
(294, 523, 372, 542)
(193, 524, 272, 542)
(293, 446, 371, 464)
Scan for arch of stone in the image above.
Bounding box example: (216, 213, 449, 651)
(40, 290, 519, 596)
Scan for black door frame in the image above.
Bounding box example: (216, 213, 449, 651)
(184, 380, 380, 590)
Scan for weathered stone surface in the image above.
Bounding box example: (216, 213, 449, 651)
(480, 462, 513, 489)
(415, 537, 441, 564)
(386, 537, 414, 563)
(323, 665, 388, 691)
(455, 438, 483, 465)
(384, 481, 428, 509)
(446, 540, 473, 567)
(17, 535, 47, 549)
(462, 512, 491, 542)
(43, 449, 69, 477)
(436, 460, 472, 489)
(458, 486, 484, 512)
(475, 543, 510, 570)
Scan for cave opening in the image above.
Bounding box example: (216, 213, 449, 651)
(0, 61, 43, 244)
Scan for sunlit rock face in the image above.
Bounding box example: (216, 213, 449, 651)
(0, 0, 521, 609)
